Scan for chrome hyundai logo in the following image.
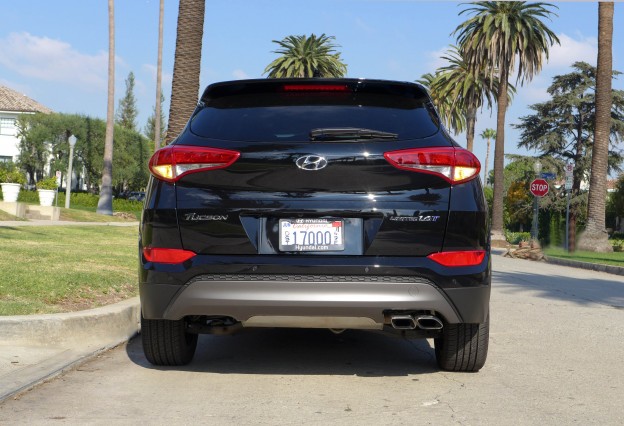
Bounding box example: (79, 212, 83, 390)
(295, 155, 328, 171)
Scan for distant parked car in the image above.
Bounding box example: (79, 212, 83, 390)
(128, 191, 145, 202)
(139, 78, 491, 371)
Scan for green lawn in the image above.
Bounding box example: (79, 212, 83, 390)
(0, 226, 139, 315)
(544, 247, 624, 268)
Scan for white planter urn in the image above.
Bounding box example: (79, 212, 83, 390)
(1, 183, 21, 202)
(37, 189, 56, 207)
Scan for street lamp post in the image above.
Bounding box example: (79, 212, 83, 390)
(65, 134, 77, 209)
(530, 159, 542, 242)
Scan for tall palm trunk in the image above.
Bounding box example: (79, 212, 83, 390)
(578, 2, 614, 252)
(465, 106, 476, 152)
(491, 67, 509, 245)
(166, 0, 205, 144)
(96, 0, 115, 215)
(154, 0, 164, 150)
(483, 136, 491, 185)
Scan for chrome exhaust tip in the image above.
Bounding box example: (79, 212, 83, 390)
(390, 315, 417, 330)
(415, 315, 443, 330)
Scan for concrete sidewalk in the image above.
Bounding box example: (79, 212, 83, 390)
(0, 298, 140, 402)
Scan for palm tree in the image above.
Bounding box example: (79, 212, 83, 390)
(166, 0, 205, 144)
(96, 0, 115, 215)
(154, 0, 164, 150)
(417, 73, 466, 136)
(264, 34, 347, 78)
(454, 2, 559, 246)
(578, 2, 615, 253)
(480, 128, 496, 185)
(432, 46, 502, 152)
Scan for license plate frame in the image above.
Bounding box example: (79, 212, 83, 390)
(279, 218, 345, 252)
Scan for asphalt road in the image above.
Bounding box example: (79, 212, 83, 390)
(1, 254, 623, 425)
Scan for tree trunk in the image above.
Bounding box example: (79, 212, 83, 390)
(578, 2, 614, 253)
(490, 68, 509, 246)
(96, 0, 115, 216)
(154, 0, 164, 150)
(465, 106, 476, 152)
(483, 137, 491, 186)
(166, 0, 205, 144)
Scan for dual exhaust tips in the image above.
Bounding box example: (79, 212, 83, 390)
(390, 314, 443, 331)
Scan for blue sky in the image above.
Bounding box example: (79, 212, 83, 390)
(1, 1, 622, 172)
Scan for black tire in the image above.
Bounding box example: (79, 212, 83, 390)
(141, 315, 198, 366)
(434, 315, 489, 372)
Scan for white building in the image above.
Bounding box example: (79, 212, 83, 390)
(0, 85, 52, 163)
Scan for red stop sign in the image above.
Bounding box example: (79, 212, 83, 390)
(530, 178, 549, 197)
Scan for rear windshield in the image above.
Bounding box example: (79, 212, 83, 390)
(189, 91, 440, 142)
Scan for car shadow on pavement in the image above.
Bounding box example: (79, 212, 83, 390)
(493, 269, 624, 309)
(126, 328, 439, 376)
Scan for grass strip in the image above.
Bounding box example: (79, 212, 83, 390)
(544, 247, 624, 268)
(0, 226, 138, 315)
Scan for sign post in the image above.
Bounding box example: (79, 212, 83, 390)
(530, 178, 549, 242)
(564, 163, 574, 251)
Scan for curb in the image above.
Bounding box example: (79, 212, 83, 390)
(0, 297, 140, 347)
(0, 297, 140, 402)
(544, 256, 624, 276)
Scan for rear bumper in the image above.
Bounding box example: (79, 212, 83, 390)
(140, 273, 490, 326)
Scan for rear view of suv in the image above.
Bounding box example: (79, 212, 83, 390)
(139, 78, 490, 372)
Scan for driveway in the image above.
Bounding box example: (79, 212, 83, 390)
(1, 254, 623, 424)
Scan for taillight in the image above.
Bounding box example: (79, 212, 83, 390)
(384, 147, 481, 184)
(427, 250, 486, 267)
(282, 84, 350, 92)
(148, 145, 240, 182)
(142, 247, 196, 264)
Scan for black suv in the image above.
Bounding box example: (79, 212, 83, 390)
(139, 78, 490, 372)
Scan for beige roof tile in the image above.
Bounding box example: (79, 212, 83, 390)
(0, 85, 52, 113)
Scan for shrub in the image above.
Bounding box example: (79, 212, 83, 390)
(36, 177, 59, 190)
(505, 230, 531, 245)
(0, 168, 26, 185)
(611, 239, 624, 252)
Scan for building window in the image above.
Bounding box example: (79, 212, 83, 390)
(0, 118, 17, 136)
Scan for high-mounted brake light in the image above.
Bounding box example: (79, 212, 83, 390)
(143, 247, 196, 264)
(282, 84, 350, 92)
(384, 147, 481, 184)
(148, 145, 240, 183)
(427, 250, 486, 267)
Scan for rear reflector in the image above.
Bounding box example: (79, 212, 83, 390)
(282, 84, 350, 92)
(384, 147, 481, 184)
(143, 247, 196, 264)
(149, 145, 240, 182)
(427, 250, 486, 267)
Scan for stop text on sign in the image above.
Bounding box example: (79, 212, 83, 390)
(530, 178, 549, 197)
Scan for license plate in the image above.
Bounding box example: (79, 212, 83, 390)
(279, 219, 344, 252)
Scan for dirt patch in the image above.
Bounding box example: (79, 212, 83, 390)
(53, 283, 136, 312)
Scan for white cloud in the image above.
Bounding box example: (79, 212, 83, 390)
(425, 46, 451, 74)
(142, 63, 173, 88)
(0, 32, 110, 91)
(546, 33, 597, 69)
(232, 69, 250, 80)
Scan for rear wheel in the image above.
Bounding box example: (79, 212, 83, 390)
(141, 315, 198, 366)
(434, 315, 489, 372)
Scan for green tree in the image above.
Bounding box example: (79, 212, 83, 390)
(579, 2, 616, 252)
(454, 1, 559, 246)
(514, 61, 624, 250)
(166, 0, 205, 144)
(116, 71, 138, 131)
(417, 73, 466, 136)
(264, 34, 347, 78)
(480, 128, 496, 185)
(97, 0, 115, 215)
